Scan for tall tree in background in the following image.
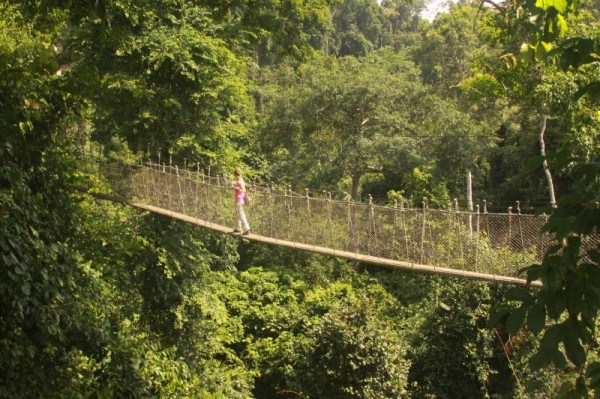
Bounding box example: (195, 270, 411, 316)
(260, 49, 492, 202)
(414, 1, 492, 96)
(330, 0, 392, 56)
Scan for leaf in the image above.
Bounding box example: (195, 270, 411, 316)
(21, 282, 31, 296)
(506, 307, 527, 334)
(556, 14, 568, 37)
(551, 348, 568, 368)
(527, 303, 546, 333)
(524, 264, 544, 282)
(535, 42, 549, 60)
(519, 43, 534, 62)
(530, 349, 552, 370)
(564, 336, 585, 366)
(526, 155, 545, 172)
(551, 0, 568, 14)
(489, 306, 511, 327)
(587, 362, 600, 386)
(574, 82, 600, 103)
(557, 381, 576, 399)
(505, 287, 533, 304)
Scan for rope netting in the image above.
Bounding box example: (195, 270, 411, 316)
(87, 159, 600, 282)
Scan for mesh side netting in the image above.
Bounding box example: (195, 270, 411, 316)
(91, 159, 599, 280)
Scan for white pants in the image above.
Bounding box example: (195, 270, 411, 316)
(235, 201, 250, 231)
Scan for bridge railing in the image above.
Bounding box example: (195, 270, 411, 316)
(85, 157, 599, 281)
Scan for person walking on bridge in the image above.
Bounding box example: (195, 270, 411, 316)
(231, 167, 251, 235)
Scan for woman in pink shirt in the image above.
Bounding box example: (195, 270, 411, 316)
(232, 168, 251, 235)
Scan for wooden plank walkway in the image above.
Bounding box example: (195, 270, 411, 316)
(127, 201, 541, 287)
(78, 188, 540, 286)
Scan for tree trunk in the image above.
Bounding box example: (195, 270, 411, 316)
(351, 171, 361, 202)
(539, 115, 557, 207)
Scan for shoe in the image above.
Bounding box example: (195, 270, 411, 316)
(242, 229, 251, 235)
(233, 229, 241, 233)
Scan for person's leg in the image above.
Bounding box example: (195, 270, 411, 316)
(234, 202, 243, 231)
(238, 203, 250, 232)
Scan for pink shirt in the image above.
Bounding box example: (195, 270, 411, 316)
(234, 179, 246, 203)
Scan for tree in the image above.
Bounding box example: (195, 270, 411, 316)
(260, 50, 425, 199)
(330, 0, 392, 56)
(486, 0, 600, 396)
(296, 292, 409, 398)
(414, 1, 492, 96)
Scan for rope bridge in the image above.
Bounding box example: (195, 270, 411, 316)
(83, 158, 599, 286)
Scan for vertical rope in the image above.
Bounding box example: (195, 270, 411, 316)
(483, 199, 489, 255)
(286, 186, 292, 241)
(393, 199, 398, 260)
(176, 166, 185, 214)
(507, 206, 513, 275)
(346, 193, 354, 256)
(96, 144, 101, 188)
(475, 204, 480, 272)
(539, 212, 547, 262)
(516, 201, 524, 250)
(166, 155, 172, 211)
(194, 163, 200, 220)
(306, 188, 312, 245)
(508, 206, 513, 248)
(153, 149, 160, 206)
(454, 198, 464, 265)
(269, 183, 275, 238)
(421, 198, 427, 264)
(401, 196, 410, 262)
(142, 156, 149, 202)
(368, 194, 374, 256)
(327, 192, 332, 249)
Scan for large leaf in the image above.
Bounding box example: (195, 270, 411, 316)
(506, 307, 527, 335)
(564, 336, 586, 366)
(527, 303, 546, 333)
(505, 287, 533, 304)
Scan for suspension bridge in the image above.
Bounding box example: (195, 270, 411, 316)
(82, 158, 598, 286)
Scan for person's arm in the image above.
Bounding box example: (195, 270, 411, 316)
(238, 180, 246, 193)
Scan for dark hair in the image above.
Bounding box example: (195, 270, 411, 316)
(234, 168, 242, 177)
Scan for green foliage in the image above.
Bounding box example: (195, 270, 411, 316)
(261, 48, 490, 201)
(486, 0, 600, 395)
(401, 165, 450, 207)
(295, 291, 409, 398)
(3, 0, 598, 396)
(407, 280, 496, 399)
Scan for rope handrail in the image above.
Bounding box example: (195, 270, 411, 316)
(83, 157, 600, 286)
(139, 162, 552, 215)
